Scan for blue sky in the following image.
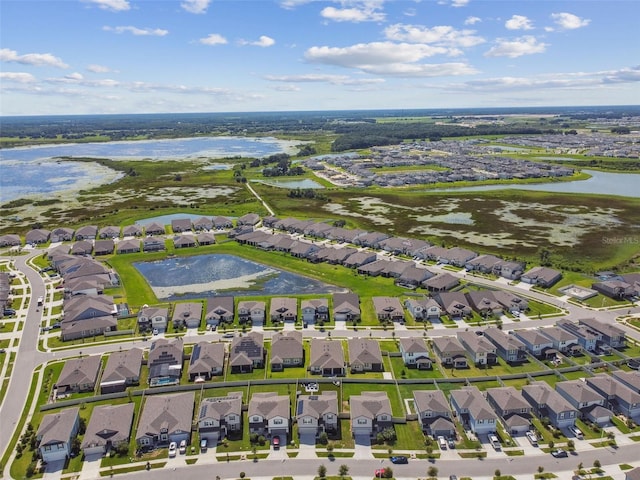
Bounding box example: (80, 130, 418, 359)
(1, 0, 639, 115)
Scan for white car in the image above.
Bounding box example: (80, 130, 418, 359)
(437, 436, 447, 450)
(168, 442, 177, 458)
(179, 439, 187, 454)
(569, 425, 584, 439)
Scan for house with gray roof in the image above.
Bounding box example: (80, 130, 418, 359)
(438, 247, 477, 267)
(37, 407, 80, 462)
(379, 237, 431, 256)
(557, 319, 598, 352)
(290, 241, 320, 259)
(465, 291, 503, 317)
(521, 381, 578, 428)
(173, 234, 197, 249)
(413, 390, 455, 437)
(449, 386, 497, 435)
(51, 227, 75, 242)
(486, 387, 532, 435)
(431, 336, 468, 369)
(171, 218, 192, 233)
(71, 240, 93, 255)
(56, 355, 102, 397)
(539, 326, 580, 354)
(193, 216, 213, 231)
(333, 293, 360, 322)
(0, 234, 21, 247)
(465, 254, 503, 274)
(422, 272, 459, 292)
(198, 391, 243, 443)
(142, 236, 165, 252)
(238, 213, 260, 226)
(555, 380, 610, 424)
(397, 265, 434, 288)
(514, 329, 554, 358)
(144, 222, 165, 235)
(399, 337, 432, 369)
(296, 391, 339, 438)
(578, 317, 626, 349)
(136, 392, 195, 448)
(137, 306, 168, 333)
(371, 296, 404, 323)
(592, 279, 635, 299)
(94, 239, 115, 255)
(309, 339, 345, 376)
(417, 245, 448, 261)
(350, 391, 392, 438)
(492, 290, 529, 313)
(342, 251, 377, 268)
(172, 302, 202, 329)
(197, 232, 216, 245)
(352, 232, 389, 249)
(270, 331, 303, 371)
(98, 226, 120, 239)
(122, 224, 143, 237)
(116, 238, 141, 254)
(205, 296, 234, 327)
(189, 342, 225, 381)
(494, 260, 525, 280)
(100, 348, 142, 394)
(230, 331, 264, 373)
(82, 403, 135, 455)
(625, 466, 640, 480)
(237, 300, 265, 325)
(270, 297, 297, 323)
(585, 374, 640, 418)
(483, 327, 527, 363)
(248, 392, 290, 438)
(148, 337, 183, 386)
(434, 292, 473, 320)
(304, 222, 333, 238)
(457, 331, 497, 366)
(612, 370, 640, 394)
(404, 298, 442, 322)
(301, 298, 329, 324)
(521, 266, 562, 287)
(74, 225, 98, 240)
(213, 216, 233, 229)
(348, 338, 383, 372)
(383, 260, 412, 278)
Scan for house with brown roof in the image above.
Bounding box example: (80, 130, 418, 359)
(116, 238, 141, 254)
(172, 302, 202, 328)
(148, 337, 183, 386)
(301, 298, 329, 325)
(371, 296, 404, 323)
(136, 392, 194, 448)
(309, 339, 345, 376)
(483, 327, 527, 364)
(230, 332, 264, 373)
(94, 239, 115, 255)
(399, 337, 432, 369)
(270, 297, 297, 323)
(173, 234, 197, 249)
(521, 266, 562, 287)
(142, 236, 165, 252)
(193, 216, 213, 231)
(137, 306, 169, 333)
(333, 293, 360, 322)
(56, 355, 102, 397)
(98, 226, 120, 239)
(270, 331, 304, 371)
(122, 224, 143, 237)
(144, 222, 165, 235)
(197, 232, 216, 245)
(486, 386, 532, 435)
(348, 338, 383, 372)
(237, 300, 265, 325)
(413, 390, 455, 437)
(82, 403, 135, 455)
(189, 342, 225, 381)
(25, 228, 51, 244)
(350, 391, 392, 438)
(37, 407, 80, 462)
(248, 392, 290, 438)
(434, 292, 473, 320)
(457, 331, 497, 366)
(296, 391, 339, 438)
(431, 336, 468, 368)
(100, 348, 143, 394)
(522, 381, 578, 428)
(205, 296, 234, 327)
(51, 227, 75, 242)
(198, 391, 243, 443)
(171, 218, 192, 233)
(449, 386, 497, 435)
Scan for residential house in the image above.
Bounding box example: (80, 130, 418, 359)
(237, 213, 260, 226)
(521, 266, 562, 287)
(522, 381, 578, 428)
(352, 232, 389, 249)
(172, 302, 203, 329)
(122, 224, 143, 237)
(431, 336, 468, 368)
(290, 241, 320, 260)
(434, 292, 473, 320)
(197, 232, 216, 245)
(396, 265, 433, 288)
(555, 380, 611, 424)
(148, 337, 183, 387)
(173, 235, 197, 249)
(98, 226, 120, 239)
(82, 404, 135, 455)
(205, 296, 234, 327)
(193, 216, 213, 231)
(465, 291, 504, 317)
(493, 290, 529, 313)
(625, 467, 640, 480)
(198, 391, 243, 443)
(270, 297, 297, 324)
(585, 374, 640, 418)
(350, 391, 392, 438)
(51, 227, 75, 242)
(483, 327, 527, 363)
(189, 342, 225, 381)
(592, 280, 635, 299)
(248, 392, 290, 438)
(413, 390, 455, 437)
(539, 326, 580, 354)
(371, 296, 405, 323)
(270, 331, 304, 371)
(457, 331, 497, 366)
(142, 237, 165, 252)
(309, 339, 345, 376)
(212, 216, 233, 230)
(398, 337, 432, 369)
(494, 261, 525, 280)
(514, 329, 555, 358)
(332, 293, 360, 322)
(422, 272, 459, 292)
(379, 236, 430, 256)
(301, 298, 329, 325)
(144, 222, 165, 235)
(100, 348, 143, 394)
(70, 240, 93, 256)
(237, 300, 265, 325)
(612, 370, 640, 394)
(56, 355, 102, 396)
(137, 306, 169, 333)
(465, 254, 503, 274)
(94, 239, 115, 255)
(485, 387, 532, 435)
(404, 298, 442, 322)
(578, 317, 626, 349)
(557, 320, 598, 352)
(348, 338, 383, 372)
(342, 251, 377, 269)
(171, 218, 192, 233)
(36, 407, 80, 462)
(0, 234, 21, 247)
(74, 225, 98, 241)
(116, 238, 141, 254)
(439, 247, 477, 267)
(136, 392, 194, 448)
(296, 391, 339, 438)
(449, 386, 498, 435)
(230, 332, 264, 373)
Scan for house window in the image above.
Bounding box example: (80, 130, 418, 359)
(326, 414, 333, 419)
(357, 419, 367, 424)
(274, 419, 283, 425)
(44, 445, 52, 451)
(379, 415, 387, 421)
(160, 434, 168, 441)
(252, 416, 260, 422)
(559, 413, 565, 419)
(302, 418, 313, 424)
(228, 415, 236, 421)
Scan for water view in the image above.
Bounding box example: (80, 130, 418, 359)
(252, 179, 324, 189)
(134, 253, 342, 300)
(135, 213, 211, 227)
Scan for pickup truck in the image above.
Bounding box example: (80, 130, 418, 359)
(526, 431, 538, 446)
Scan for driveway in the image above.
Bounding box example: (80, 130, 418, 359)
(298, 432, 317, 459)
(353, 434, 374, 459)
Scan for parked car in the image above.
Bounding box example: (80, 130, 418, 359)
(551, 449, 568, 458)
(569, 425, 584, 439)
(374, 469, 386, 478)
(223, 332, 234, 338)
(488, 434, 501, 451)
(168, 442, 177, 458)
(526, 431, 538, 446)
(178, 439, 187, 454)
(390, 455, 408, 464)
(437, 436, 447, 450)
(272, 436, 280, 450)
(200, 439, 208, 452)
(449, 476, 458, 480)
(3, 308, 16, 316)
(448, 438, 456, 449)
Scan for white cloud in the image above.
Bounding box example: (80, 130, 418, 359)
(549, 12, 591, 30)
(65, 72, 84, 81)
(0, 48, 68, 68)
(264, 73, 384, 85)
(103, 26, 169, 36)
(239, 35, 276, 47)
(439, 0, 469, 7)
(464, 16, 481, 25)
(181, 0, 211, 14)
(279, 0, 313, 9)
(384, 24, 485, 49)
(484, 36, 548, 58)
(87, 64, 111, 73)
(199, 33, 228, 46)
(602, 65, 640, 83)
(320, 2, 386, 23)
(0, 72, 36, 83)
(81, 0, 130, 12)
(505, 15, 534, 31)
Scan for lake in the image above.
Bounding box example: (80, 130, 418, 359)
(252, 179, 325, 189)
(0, 136, 300, 203)
(134, 253, 343, 300)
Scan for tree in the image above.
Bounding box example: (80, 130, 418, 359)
(494, 469, 501, 478)
(593, 459, 601, 469)
(339, 464, 349, 477)
(317, 464, 327, 479)
(538, 466, 544, 473)
(427, 465, 438, 478)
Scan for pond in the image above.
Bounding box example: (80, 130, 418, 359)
(252, 179, 324, 189)
(135, 213, 211, 227)
(133, 254, 343, 300)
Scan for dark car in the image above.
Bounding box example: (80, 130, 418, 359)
(3, 308, 16, 316)
(449, 476, 458, 480)
(390, 455, 408, 464)
(551, 449, 568, 458)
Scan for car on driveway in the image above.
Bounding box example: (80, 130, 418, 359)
(223, 333, 234, 338)
(390, 455, 408, 464)
(179, 439, 187, 454)
(168, 442, 177, 458)
(200, 439, 208, 452)
(272, 436, 280, 450)
(551, 449, 568, 458)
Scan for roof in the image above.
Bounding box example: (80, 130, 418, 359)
(189, 342, 225, 375)
(37, 407, 79, 445)
(371, 296, 403, 316)
(556, 380, 604, 404)
(101, 348, 143, 385)
(522, 381, 576, 414)
(578, 317, 626, 338)
(296, 391, 338, 420)
(413, 390, 450, 415)
(348, 338, 383, 366)
(271, 331, 303, 363)
(431, 336, 466, 356)
(136, 392, 195, 439)
(248, 392, 290, 420)
(483, 327, 525, 351)
(199, 391, 243, 421)
(450, 386, 497, 421)
(81, 403, 135, 449)
(486, 386, 530, 412)
(350, 391, 391, 420)
(333, 293, 360, 315)
(398, 337, 428, 354)
(586, 374, 640, 405)
(172, 302, 203, 323)
(57, 355, 102, 388)
(309, 339, 344, 369)
(148, 337, 183, 366)
(230, 331, 264, 364)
